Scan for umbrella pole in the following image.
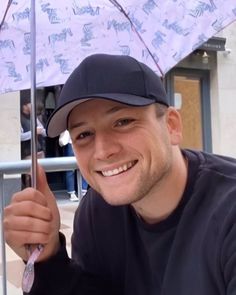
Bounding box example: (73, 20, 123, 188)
(30, 0, 37, 188)
(21, 1, 44, 292)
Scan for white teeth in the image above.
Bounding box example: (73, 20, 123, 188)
(101, 162, 134, 177)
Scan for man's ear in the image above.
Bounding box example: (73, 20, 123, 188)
(166, 107, 183, 145)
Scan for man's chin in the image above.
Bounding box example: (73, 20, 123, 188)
(100, 191, 137, 206)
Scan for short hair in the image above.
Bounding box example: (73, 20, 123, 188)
(155, 103, 168, 118)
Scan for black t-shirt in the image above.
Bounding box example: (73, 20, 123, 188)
(30, 150, 236, 295)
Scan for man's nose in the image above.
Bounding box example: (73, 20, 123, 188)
(93, 132, 121, 160)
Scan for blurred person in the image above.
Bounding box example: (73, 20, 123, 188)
(59, 130, 80, 201)
(20, 95, 46, 187)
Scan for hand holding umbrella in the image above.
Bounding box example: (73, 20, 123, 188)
(3, 165, 61, 291)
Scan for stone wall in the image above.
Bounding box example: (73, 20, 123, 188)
(212, 22, 236, 157)
(0, 92, 21, 205)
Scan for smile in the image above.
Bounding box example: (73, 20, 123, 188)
(101, 161, 136, 177)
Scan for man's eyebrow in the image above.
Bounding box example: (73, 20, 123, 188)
(105, 105, 130, 114)
(69, 105, 130, 130)
(69, 121, 87, 131)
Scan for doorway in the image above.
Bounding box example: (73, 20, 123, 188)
(166, 68, 212, 152)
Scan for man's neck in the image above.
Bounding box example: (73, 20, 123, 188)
(132, 149, 188, 224)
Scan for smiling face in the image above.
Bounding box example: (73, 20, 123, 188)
(68, 99, 182, 206)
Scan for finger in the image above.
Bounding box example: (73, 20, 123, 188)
(25, 164, 52, 197)
(36, 165, 61, 228)
(5, 230, 51, 247)
(36, 164, 52, 195)
(11, 188, 48, 208)
(4, 202, 51, 221)
(4, 215, 52, 235)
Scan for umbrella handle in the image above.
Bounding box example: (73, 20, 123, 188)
(22, 245, 44, 293)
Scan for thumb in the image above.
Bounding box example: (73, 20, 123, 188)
(36, 164, 60, 227)
(36, 164, 51, 195)
(35, 164, 61, 260)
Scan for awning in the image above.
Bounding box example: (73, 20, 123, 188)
(199, 37, 226, 51)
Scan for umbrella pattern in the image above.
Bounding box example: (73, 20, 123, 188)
(0, 0, 236, 94)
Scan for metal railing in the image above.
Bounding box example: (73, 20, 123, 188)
(0, 157, 81, 295)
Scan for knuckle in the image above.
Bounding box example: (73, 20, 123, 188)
(3, 218, 10, 230)
(11, 192, 20, 203)
(4, 231, 17, 245)
(26, 201, 36, 213)
(24, 216, 32, 226)
(44, 223, 52, 234)
(4, 205, 12, 217)
(4, 232, 12, 244)
(26, 188, 38, 201)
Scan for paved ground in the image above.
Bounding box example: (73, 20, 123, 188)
(0, 192, 80, 295)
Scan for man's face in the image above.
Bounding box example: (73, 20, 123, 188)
(22, 102, 31, 115)
(68, 99, 181, 206)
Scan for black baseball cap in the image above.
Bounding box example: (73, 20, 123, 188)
(46, 54, 169, 137)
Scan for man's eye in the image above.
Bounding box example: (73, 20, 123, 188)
(115, 118, 134, 127)
(77, 131, 92, 140)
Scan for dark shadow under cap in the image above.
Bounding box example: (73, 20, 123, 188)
(46, 54, 169, 137)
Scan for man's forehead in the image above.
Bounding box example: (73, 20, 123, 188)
(68, 98, 138, 129)
(70, 98, 132, 114)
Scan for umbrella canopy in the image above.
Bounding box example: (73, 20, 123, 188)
(1, 0, 236, 94)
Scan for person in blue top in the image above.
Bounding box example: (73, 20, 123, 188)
(4, 54, 236, 295)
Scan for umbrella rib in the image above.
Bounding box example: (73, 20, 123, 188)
(0, 0, 13, 33)
(109, 0, 164, 77)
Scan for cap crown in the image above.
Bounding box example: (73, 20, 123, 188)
(58, 54, 168, 107)
(46, 54, 169, 137)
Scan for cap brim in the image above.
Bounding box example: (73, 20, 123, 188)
(46, 94, 156, 137)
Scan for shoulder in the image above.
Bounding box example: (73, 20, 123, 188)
(183, 149, 236, 224)
(184, 149, 236, 179)
(184, 149, 236, 232)
(182, 151, 236, 264)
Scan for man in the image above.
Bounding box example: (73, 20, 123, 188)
(21, 95, 46, 160)
(4, 54, 236, 294)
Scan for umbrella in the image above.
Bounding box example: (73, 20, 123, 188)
(1, 0, 236, 94)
